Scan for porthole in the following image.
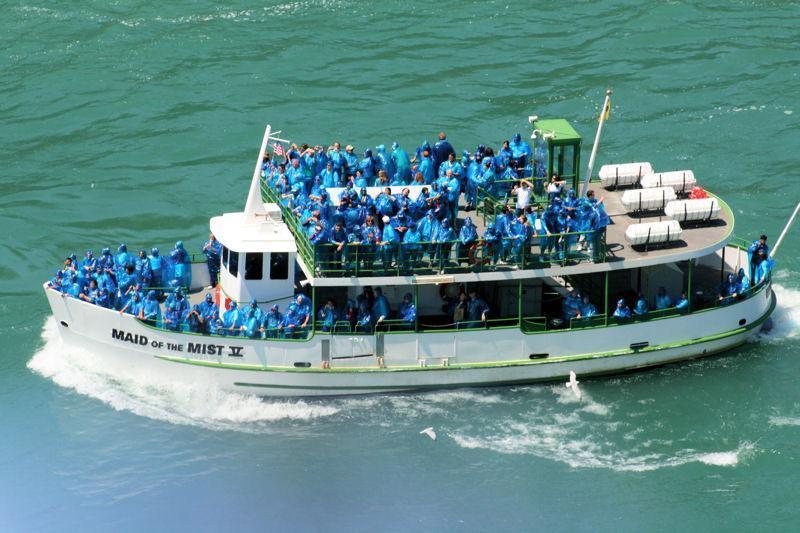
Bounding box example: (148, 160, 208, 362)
(294, 362, 311, 368)
(529, 353, 548, 360)
(60, 321, 69, 328)
(739, 318, 747, 326)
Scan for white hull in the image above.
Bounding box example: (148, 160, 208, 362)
(44, 283, 776, 397)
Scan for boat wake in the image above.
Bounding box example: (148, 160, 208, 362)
(27, 317, 340, 432)
(449, 385, 757, 472)
(760, 283, 800, 342)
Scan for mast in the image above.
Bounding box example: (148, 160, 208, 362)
(243, 124, 290, 223)
(581, 89, 612, 196)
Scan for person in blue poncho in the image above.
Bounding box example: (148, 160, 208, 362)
(171, 288, 190, 320)
(293, 294, 312, 337)
(355, 299, 374, 333)
(320, 161, 340, 188)
(748, 234, 769, 280)
(359, 149, 377, 182)
(754, 248, 774, 285)
(467, 288, 489, 328)
(317, 299, 339, 332)
(148, 247, 164, 289)
(329, 219, 348, 268)
(375, 188, 397, 218)
(579, 295, 597, 318)
(634, 293, 649, 316)
(186, 303, 207, 333)
(115, 244, 133, 273)
(116, 264, 138, 299)
(353, 169, 369, 189)
(736, 268, 751, 297)
(379, 215, 399, 269)
(142, 290, 161, 326)
(278, 307, 299, 338)
(135, 250, 152, 289)
(199, 293, 219, 327)
(119, 290, 144, 317)
(241, 299, 264, 339)
(223, 301, 244, 336)
(262, 304, 283, 338)
(399, 293, 417, 329)
(458, 216, 478, 264)
(202, 233, 222, 287)
(676, 292, 689, 312)
(98, 247, 115, 271)
(340, 145, 356, 179)
(163, 303, 183, 331)
(433, 219, 456, 272)
(562, 289, 582, 323)
(402, 221, 423, 269)
(373, 287, 391, 327)
(327, 142, 346, 177)
(655, 287, 673, 310)
(391, 142, 412, 183)
(80, 250, 96, 274)
(375, 144, 395, 183)
(509, 133, 532, 175)
(494, 207, 514, 262)
(613, 299, 632, 319)
(482, 222, 503, 267)
(719, 273, 738, 302)
(418, 149, 435, 184)
(169, 241, 191, 289)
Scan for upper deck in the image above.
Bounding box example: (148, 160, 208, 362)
(260, 178, 734, 288)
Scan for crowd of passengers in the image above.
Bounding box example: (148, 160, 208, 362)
(561, 235, 773, 324)
(261, 132, 611, 270)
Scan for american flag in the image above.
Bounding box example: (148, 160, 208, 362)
(271, 142, 285, 156)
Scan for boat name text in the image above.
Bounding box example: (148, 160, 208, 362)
(111, 329, 243, 357)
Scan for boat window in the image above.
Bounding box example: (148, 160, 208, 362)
(222, 246, 229, 270)
(270, 252, 289, 280)
(229, 249, 239, 278)
(244, 252, 263, 280)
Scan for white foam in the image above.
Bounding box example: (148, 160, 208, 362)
(761, 284, 800, 342)
(27, 318, 339, 432)
(451, 423, 754, 472)
(768, 416, 800, 427)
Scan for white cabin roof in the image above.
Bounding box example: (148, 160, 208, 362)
(210, 203, 297, 253)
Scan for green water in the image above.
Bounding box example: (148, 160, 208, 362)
(2, 1, 800, 530)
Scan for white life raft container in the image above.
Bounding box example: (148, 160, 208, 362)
(664, 198, 721, 223)
(599, 162, 654, 188)
(641, 170, 697, 193)
(625, 220, 683, 247)
(621, 187, 676, 212)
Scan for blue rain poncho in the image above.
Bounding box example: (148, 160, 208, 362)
(317, 304, 338, 332)
(142, 291, 161, 324)
(634, 295, 649, 315)
(320, 166, 339, 189)
(562, 291, 582, 321)
(399, 294, 417, 322)
(613, 300, 632, 318)
(164, 303, 183, 331)
(418, 156, 435, 184)
(373, 288, 391, 321)
(223, 302, 244, 335)
(115, 244, 133, 272)
(376, 145, 396, 182)
(459, 217, 478, 244)
(391, 143, 412, 183)
(580, 298, 597, 318)
(263, 305, 283, 338)
(510, 134, 532, 160)
(243, 300, 265, 338)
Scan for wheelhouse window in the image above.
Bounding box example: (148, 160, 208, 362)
(222, 246, 229, 270)
(229, 249, 239, 278)
(270, 252, 289, 280)
(245, 252, 263, 280)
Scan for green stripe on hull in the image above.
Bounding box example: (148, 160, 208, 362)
(153, 289, 775, 375)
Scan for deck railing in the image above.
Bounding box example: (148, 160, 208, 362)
(261, 178, 605, 277)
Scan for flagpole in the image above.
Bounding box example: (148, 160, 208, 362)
(580, 88, 612, 196)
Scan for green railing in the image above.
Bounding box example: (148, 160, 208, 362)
(261, 178, 603, 277)
(311, 231, 605, 277)
(260, 180, 315, 269)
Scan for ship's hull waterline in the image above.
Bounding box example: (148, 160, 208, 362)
(44, 281, 775, 397)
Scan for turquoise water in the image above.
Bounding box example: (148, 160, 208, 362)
(3, 0, 800, 530)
